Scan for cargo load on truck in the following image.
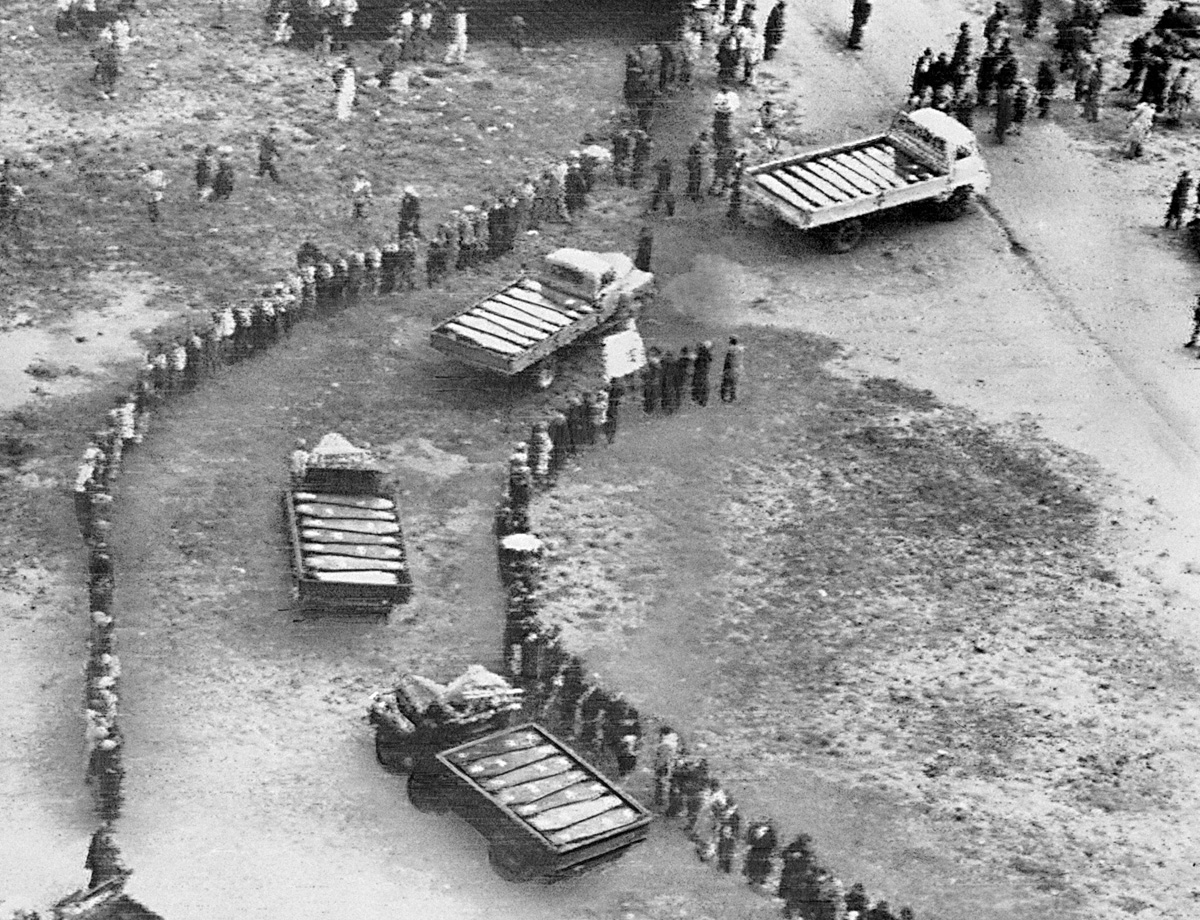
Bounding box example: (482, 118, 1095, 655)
(368, 664, 524, 772)
(429, 248, 654, 388)
(744, 108, 991, 252)
(404, 722, 653, 882)
(283, 433, 412, 615)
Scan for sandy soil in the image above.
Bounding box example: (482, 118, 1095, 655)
(6, 0, 1200, 917)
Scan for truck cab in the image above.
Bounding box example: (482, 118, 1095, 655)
(890, 108, 991, 198)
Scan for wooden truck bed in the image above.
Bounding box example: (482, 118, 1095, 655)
(744, 134, 950, 230)
(430, 723, 652, 882)
(430, 278, 608, 376)
(284, 489, 412, 614)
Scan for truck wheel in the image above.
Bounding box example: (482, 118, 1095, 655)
(827, 219, 865, 253)
(937, 186, 973, 221)
(407, 771, 450, 814)
(489, 846, 539, 883)
(375, 734, 414, 773)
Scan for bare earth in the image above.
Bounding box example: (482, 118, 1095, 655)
(5, 0, 1200, 919)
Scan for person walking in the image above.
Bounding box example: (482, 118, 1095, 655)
(257, 128, 282, 182)
(1167, 170, 1194, 230)
(720, 336, 744, 402)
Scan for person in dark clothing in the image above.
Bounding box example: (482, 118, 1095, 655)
(565, 160, 588, 216)
(1184, 294, 1200, 347)
(630, 129, 653, 189)
(1141, 53, 1170, 110)
(1036, 59, 1058, 117)
(635, 225, 653, 272)
(994, 86, 1015, 143)
(642, 350, 663, 413)
(692, 340, 713, 405)
(1023, 0, 1042, 37)
(565, 394, 586, 456)
(716, 805, 740, 872)
(660, 350, 679, 414)
(651, 157, 673, 211)
(85, 823, 126, 890)
(911, 48, 934, 99)
(195, 144, 216, 198)
(744, 818, 778, 887)
(257, 129, 281, 182)
(398, 186, 422, 238)
(716, 34, 740, 85)
(212, 150, 235, 200)
(847, 0, 871, 49)
(1124, 31, 1151, 93)
(764, 0, 786, 60)
(727, 152, 746, 224)
(612, 129, 632, 187)
(1167, 170, 1194, 229)
(720, 336, 744, 402)
(547, 410, 570, 473)
(950, 22, 972, 74)
(777, 834, 818, 919)
(686, 136, 706, 202)
(604, 378, 621, 444)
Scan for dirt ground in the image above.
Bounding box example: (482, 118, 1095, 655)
(6, 0, 1200, 918)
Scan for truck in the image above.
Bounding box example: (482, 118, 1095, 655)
(283, 433, 412, 615)
(369, 669, 650, 882)
(412, 723, 653, 882)
(429, 247, 655, 388)
(743, 108, 992, 252)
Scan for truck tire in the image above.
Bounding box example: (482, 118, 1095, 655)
(826, 219, 865, 253)
(375, 734, 414, 773)
(489, 846, 539, 883)
(407, 770, 450, 814)
(936, 186, 973, 221)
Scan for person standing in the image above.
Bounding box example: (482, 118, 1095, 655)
(635, 224, 653, 272)
(1082, 58, 1104, 122)
(764, 0, 786, 60)
(396, 230, 418, 289)
(257, 128, 282, 183)
(1183, 293, 1200, 348)
(509, 14, 528, 53)
(1125, 101, 1155, 158)
(351, 171, 372, 219)
(1124, 30, 1151, 94)
(686, 133, 707, 202)
(660, 349, 679, 414)
(333, 56, 357, 120)
(744, 818, 778, 888)
(138, 163, 167, 223)
(847, 0, 871, 49)
(651, 156, 673, 211)
(1012, 79, 1032, 133)
(604, 377, 621, 444)
(712, 87, 740, 151)
(397, 185, 422, 238)
(642, 348, 663, 413)
(692, 340, 713, 405)
(1166, 170, 1193, 230)
(720, 335, 744, 402)
(726, 151, 746, 224)
(653, 726, 680, 808)
(1035, 59, 1057, 118)
(195, 144, 216, 200)
(444, 5, 468, 65)
(630, 129, 653, 189)
(212, 148, 235, 200)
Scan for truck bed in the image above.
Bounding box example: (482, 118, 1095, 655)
(436, 723, 652, 880)
(430, 277, 603, 376)
(284, 489, 412, 614)
(745, 134, 950, 230)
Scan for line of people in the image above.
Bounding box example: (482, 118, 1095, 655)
(495, 433, 921, 920)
